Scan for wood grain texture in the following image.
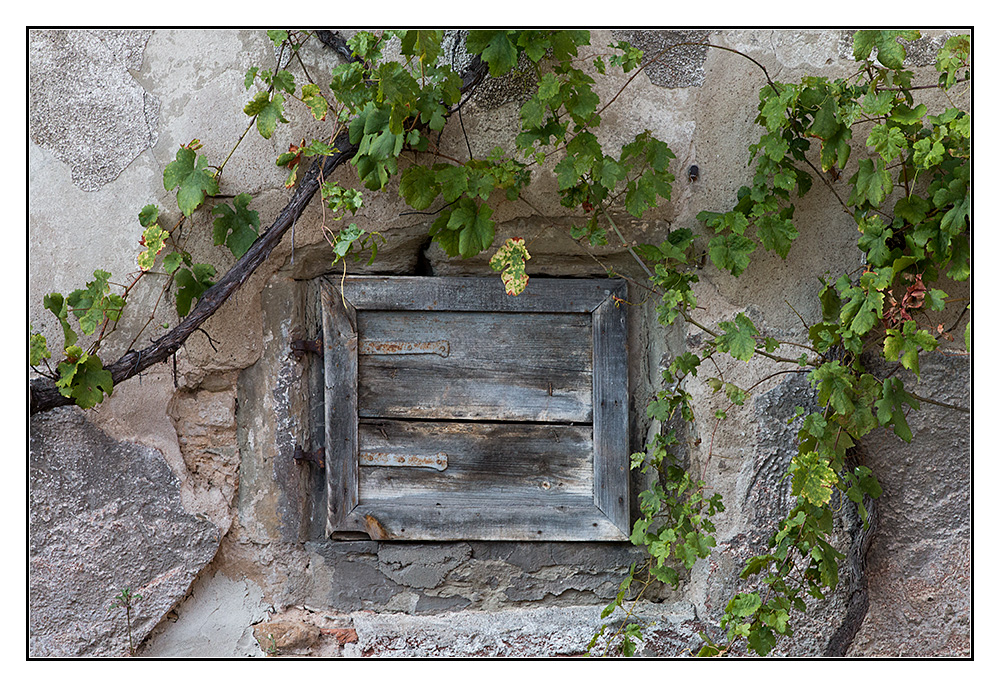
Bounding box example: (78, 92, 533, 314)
(357, 310, 592, 422)
(592, 282, 630, 534)
(358, 419, 593, 501)
(342, 500, 628, 541)
(321, 276, 631, 541)
(335, 276, 621, 313)
(322, 283, 359, 535)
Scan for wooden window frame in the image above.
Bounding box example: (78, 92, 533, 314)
(322, 276, 629, 541)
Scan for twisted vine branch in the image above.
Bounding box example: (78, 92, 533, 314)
(29, 31, 488, 416)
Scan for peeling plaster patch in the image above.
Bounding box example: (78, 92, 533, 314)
(29, 29, 158, 191)
(724, 30, 840, 69)
(140, 572, 269, 657)
(612, 30, 709, 88)
(772, 32, 841, 69)
(378, 544, 472, 588)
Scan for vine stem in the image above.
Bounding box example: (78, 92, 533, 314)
(602, 209, 654, 279)
(29, 141, 354, 416)
(217, 118, 257, 181)
(30, 36, 490, 416)
(907, 392, 969, 414)
(683, 312, 819, 367)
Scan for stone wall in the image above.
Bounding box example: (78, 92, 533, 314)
(28, 29, 971, 657)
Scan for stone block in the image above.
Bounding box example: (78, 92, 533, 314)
(29, 408, 220, 656)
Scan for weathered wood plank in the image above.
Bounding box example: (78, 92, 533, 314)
(592, 283, 630, 535)
(357, 420, 593, 501)
(343, 500, 628, 541)
(359, 311, 592, 373)
(320, 276, 632, 541)
(322, 282, 359, 535)
(357, 311, 592, 422)
(336, 276, 622, 313)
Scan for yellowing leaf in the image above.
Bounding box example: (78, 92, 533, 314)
(789, 451, 837, 506)
(138, 223, 169, 271)
(489, 237, 531, 295)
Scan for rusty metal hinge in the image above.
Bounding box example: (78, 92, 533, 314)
(293, 445, 325, 470)
(291, 337, 323, 359)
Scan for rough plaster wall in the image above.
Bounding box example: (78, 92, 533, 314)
(28, 28, 971, 657)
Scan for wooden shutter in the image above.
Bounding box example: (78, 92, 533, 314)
(322, 276, 629, 541)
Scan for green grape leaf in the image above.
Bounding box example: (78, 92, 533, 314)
(883, 320, 939, 377)
(489, 237, 532, 295)
(43, 292, 77, 347)
(212, 193, 260, 258)
(849, 158, 892, 207)
(466, 31, 518, 77)
(449, 198, 495, 258)
(748, 627, 777, 657)
(724, 382, 746, 405)
(862, 89, 895, 117)
(853, 30, 920, 69)
(266, 29, 288, 46)
(913, 136, 945, 168)
(669, 351, 701, 377)
(56, 348, 114, 409)
(163, 252, 184, 275)
(839, 283, 884, 336)
(858, 215, 893, 267)
(874, 377, 919, 442)
(926, 288, 947, 311)
(889, 102, 926, 126)
(708, 233, 756, 277)
(175, 264, 216, 318)
(436, 164, 469, 203)
(163, 146, 219, 217)
(802, 412, 827, 439)
(138, 204, 159, 228)
(331, 223, 364, 260)
(936, 35, 971, 89)
(322, 182, 364, 219)
(756, 215, 798, 259)
(271, 69, 295, 94)
(400, 30, 443, 64)
(66, 270, 124, 335)
(894, 195, 930, 225)
(807, 96, 840, 141)
(866, 124, 907, 162)
(399, 165, 442, 211)
(759, 86, 798, 131)
(714, 313, 759, 362)
(244, 66, 259, 90)
(809, 362, 856, 416)
(244, 90, 288, 139)
(30, 331, 51, 366)
(726, 592, 762, 619)
(650, 563, 679, 588)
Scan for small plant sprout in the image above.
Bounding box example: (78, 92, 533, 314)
(109, 587, 143, 656)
